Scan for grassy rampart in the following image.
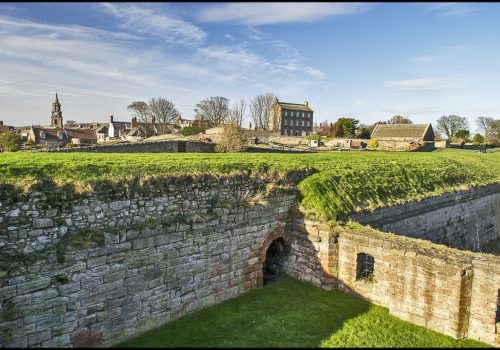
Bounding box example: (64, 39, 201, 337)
(1, 149, 499, 221)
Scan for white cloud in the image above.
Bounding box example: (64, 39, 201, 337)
(426, 3, 481, 17)
(197, 3, 373, 25)
(384, 78, 441, 91)
(98, 3, 207, 45)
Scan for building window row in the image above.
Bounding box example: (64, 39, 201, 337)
(283, 119, 310, 127)
(284, 111, 312, 118)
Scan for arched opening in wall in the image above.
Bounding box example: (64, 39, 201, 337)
(263, 237, 287, 286)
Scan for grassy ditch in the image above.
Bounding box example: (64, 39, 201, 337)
(116, 277, 488, 348)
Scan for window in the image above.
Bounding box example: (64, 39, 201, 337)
(356, 253, 374, 280)
(302, 112, 305, 117)
(291, 111, 294, 117)
(39, 131, 46, 139)
(284, 119, 287, 126)
(307, 121, 310, 127)
(285, 111, 288, 117)
(302, 120, 305, 126)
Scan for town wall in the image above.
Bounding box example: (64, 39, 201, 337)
(351, 183, 500, 253)
(1, 179, 500, 347)
(0, 176, 298, 347)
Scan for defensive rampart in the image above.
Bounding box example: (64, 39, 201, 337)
(1, 179, 499, 347)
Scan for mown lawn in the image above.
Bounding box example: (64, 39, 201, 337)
(116, 277, 489, 348)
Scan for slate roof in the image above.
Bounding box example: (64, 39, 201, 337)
(111, 122, 131, 130)
(371, 123, 432, 139)
(277, 101, 313, 112)
(65, 128, 97, 140)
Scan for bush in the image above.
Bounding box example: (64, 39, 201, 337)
(368, 139, 378, 149)
(181, 126, 207, 137)
(66, 143, 78, 148)
(472, 133, 484, 144)
(306, 135, 322, 141)
(215, 124, 246, 153)
(0, 131, 21, 152)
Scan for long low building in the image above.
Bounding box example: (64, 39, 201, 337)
(370, 123, 435, 150)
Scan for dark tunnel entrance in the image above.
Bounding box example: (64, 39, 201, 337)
(263, 237, 287, 286)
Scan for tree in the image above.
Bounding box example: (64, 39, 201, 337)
(388, 115, 412, 124)
(194, 96, 230, 127)
(64, 120, 78, 128)
(476, 116, 500, 141)
(472, 133, 485, 144)
(454, 129, 470, 141)
(436, 115, 469, 140)
(356, 127, 371, 139)
(0, 131, 21, 152)
(333, 117, 359, 138)
(215, 124, 246, 153)
(127, 101, 151, 124)
(148, 98, 181, 135)
(249, 93, 276, 130)
(228, 99, 246, 128)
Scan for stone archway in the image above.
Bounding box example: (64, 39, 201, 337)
(258, 226, 288, 286)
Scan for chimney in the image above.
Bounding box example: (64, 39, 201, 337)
(0, 121, 3, 127)
(151, 116, 156, 125)
(131, 117, 137, 128)
(109, 115, 114, 123)
(304, 101, 308, 106)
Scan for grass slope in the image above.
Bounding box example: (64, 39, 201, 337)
(117, 277, 488, 348)
(1, 149, 499, 221)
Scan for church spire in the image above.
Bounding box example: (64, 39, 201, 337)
(50, 92, 63, 128)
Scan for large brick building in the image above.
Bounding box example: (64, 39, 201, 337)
(269, 99, 314, 136)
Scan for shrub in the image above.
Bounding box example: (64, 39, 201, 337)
(215, 124, 246, 153)
(306, 135, 322, 141)
(368, 139, 378, 149)
(0, 131, 21, 152)
(472, 133, 484, 144)
(181, 126, 207, 136)
(66, 143, 78, 148)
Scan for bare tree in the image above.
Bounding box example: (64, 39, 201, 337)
(388, 115, 412, 124)
(249, 93, 276, 130)
(228, 99, 246, 128)
(436, 115, 469, 140)
(148, 98, 181, 135)
(127, 101, 151, 124)
(194, 96, 229, 127)
(476, 116, 496, 138)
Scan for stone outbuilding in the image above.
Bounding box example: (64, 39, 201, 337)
(370, 123, 435, 150)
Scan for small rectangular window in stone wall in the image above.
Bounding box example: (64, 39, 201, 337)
(496, 289, 500, 328)
(356, 253, 374, 281)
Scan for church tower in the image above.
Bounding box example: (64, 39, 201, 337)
(51, 93, 63, 128)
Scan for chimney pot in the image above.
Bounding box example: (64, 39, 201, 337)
(109, 115, 114, 123)
(305, 101, 308, 106)
(131, 117, 137, 127)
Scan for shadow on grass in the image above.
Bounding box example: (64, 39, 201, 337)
(115, 277, 371, 348)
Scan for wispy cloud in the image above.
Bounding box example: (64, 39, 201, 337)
(384, 77, 470, 92)
(426, 3, 481, 17)
(197, 2, 373, 25)
(98, 3, 207, 45)
(384, 78, 443, 91)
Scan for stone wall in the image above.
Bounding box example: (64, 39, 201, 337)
(0, 177, 297, 347)
(351, 183, 500, 253)
(49, 140, 215, 153)
(2, 176, 500, 347)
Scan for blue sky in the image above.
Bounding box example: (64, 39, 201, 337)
(1, 2, 499, 133)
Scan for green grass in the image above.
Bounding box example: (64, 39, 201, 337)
(117, 277, 489, 348)
(2, 149, 499, 221)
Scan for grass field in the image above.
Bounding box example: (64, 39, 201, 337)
(1, 149, 499, 221)
(116, 277, 489, 348)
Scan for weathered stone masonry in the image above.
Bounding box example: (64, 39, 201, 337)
(0, 176, 298, 347)
(1, 179, 500, 347)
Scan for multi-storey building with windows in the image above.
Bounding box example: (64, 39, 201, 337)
(268, 99, 314, 136)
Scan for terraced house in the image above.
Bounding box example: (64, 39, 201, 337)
(269, 99, 314, 136)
